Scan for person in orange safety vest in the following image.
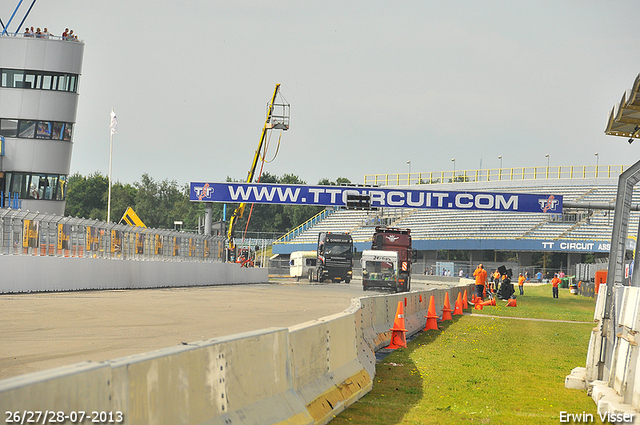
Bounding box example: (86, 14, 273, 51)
(518, 273, 525, 295)
(492, 270, 500, 294)
(551, 273, 561, 299)
(473, 264, 488, 300)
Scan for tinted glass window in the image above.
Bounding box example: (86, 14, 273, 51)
(62, 123, 73, 141)
(23, 71, 37, 89)
(18, 120, 36, 138)
(36, 122, 52, 139)
(4, 172, 11, 194)
(0, 119, 18, 137)
(2, 69, 24, 88)
(52, 122, 64, 140)
(42, 74, 52, 90)
(58, 74, 68, 91)
(56, 175, 66, 200)
(31, 174, 47, 199)
(44, 175, 58, 200)
(11, 173, 30, 198)
(1, 119, 72, 141)
(1, 69, 78, 92)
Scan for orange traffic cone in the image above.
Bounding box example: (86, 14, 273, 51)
(506, 298, 517, 307)
(462, 289, 469, 309)
(441, 292, 453, 321)
(424, 295, 438, 330)
(478, 298, 496, 307)
(453, 293, 463, 316)
(387, 301, 407, 349)
(474, 302, 483, 310)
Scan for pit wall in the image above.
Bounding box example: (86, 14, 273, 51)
(0, 281, 474, 425)
(0, 256, 267, 293)
(566, 284, 640, 418)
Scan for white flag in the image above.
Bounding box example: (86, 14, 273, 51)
(110, 110, 118, 134)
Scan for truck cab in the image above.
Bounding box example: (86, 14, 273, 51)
(367, 226, 416, 292)
(361, 250, 403, 291)
(309, 232, 353, 283)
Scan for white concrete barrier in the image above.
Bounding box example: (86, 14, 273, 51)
(0, 282, 474, 424)
(566, 285, 640, 419)
(0, 256, 268, 293)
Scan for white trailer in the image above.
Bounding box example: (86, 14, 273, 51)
(289, 251, 317, 281)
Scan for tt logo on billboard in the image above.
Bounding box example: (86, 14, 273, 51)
(538, 196, 559, 212)
(194, 183, 214, 201)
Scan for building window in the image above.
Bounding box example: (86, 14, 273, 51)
(42, 74, 52, 90)
(24, 71, 38, 89)
(1, 118, 73, 141)
(45, 175, 58, 200)
(18, 120, 36, 138)
(4, 172, 66, 201)
(52, 122, 64, 139)
(10, 172, 30, 198)
(1, 69, 23, 88)
(56, 175, 66, 200)
(0, 119, 18, 137)
(0, 68, 79, 93)
(36, 121, 52, 139)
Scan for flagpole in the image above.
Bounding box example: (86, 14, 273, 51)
(107, 108, 116, 223)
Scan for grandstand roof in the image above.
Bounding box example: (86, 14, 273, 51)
(605, 73, 640, 139)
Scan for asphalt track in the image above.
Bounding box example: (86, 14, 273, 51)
(0, 277, 447, 380)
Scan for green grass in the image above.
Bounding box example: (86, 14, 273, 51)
(470, 285, 596, 322)
(332, 285, 604, 424)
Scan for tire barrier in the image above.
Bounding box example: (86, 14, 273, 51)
(0, 283, 474, 424)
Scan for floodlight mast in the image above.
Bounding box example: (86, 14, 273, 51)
(227, 84, 289, 251)
(1, 0, 37, 36)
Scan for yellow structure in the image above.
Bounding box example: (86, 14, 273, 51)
(120, 207, 146, 228)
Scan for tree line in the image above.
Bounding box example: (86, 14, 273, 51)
(64, 172, 351, 237)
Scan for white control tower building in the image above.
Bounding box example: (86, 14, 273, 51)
(0, 33, 84, 215)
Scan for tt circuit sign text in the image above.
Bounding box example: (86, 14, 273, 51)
(190, 182, 563, 214)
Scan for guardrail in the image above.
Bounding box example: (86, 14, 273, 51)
(365, 165, 627, 186)
(275, 208, 333, 243)
(0, 282, 474, 424)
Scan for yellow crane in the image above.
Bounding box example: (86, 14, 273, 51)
(227, 83, 289, 251)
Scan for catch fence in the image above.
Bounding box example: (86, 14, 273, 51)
(0, 208, 226, 262)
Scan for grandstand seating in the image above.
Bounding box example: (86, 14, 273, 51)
(276, 176, 640, 248)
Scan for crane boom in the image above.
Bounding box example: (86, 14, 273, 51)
(228, 84, 283, 250)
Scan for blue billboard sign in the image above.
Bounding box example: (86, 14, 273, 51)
(273, 238, 612, 255)
(190, 182, 563, 214)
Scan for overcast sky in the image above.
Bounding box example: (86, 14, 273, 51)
(3, 1, 640, 186)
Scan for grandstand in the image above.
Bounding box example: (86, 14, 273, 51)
(273, 165, 638, 271)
